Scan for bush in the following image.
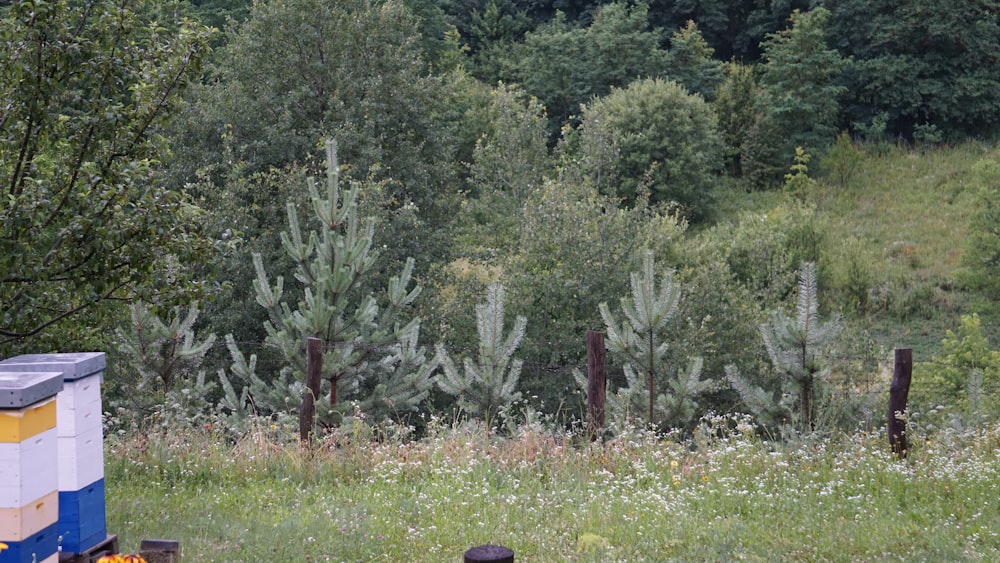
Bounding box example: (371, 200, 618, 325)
(574, 77, 723, 221)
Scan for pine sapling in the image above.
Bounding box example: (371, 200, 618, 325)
(436, 282, 527, 426)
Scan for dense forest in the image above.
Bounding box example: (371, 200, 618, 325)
(4, 0, 1000, 438)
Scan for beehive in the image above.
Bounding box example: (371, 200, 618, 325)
(0, 371, 63, 563)
(0, 353, 107, 554)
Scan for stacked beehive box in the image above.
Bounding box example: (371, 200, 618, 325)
(0, 353, 107, 555)
(0, 370, 63, 563)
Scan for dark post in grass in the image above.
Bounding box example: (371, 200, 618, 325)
(586, 330, 607, 442)
(464, 544, 514, 563)
(299, 337, 323, 442)
(888, 347, 913, 458)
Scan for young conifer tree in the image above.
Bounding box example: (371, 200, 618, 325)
(116, 301, 218, 427)
(728, 261, 840, 432)
(222, 140, 433, 427)
(435, 282, 527, 425)
(597, 251, 710, 431)
(118, 301, 217, 393)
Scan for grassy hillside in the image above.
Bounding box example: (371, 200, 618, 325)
(715, 141, 996, 358)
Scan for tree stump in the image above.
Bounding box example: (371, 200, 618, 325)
(464, 544, 514, 563)
(140, 539, 180, 563)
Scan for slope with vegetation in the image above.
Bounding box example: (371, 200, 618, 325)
(3, 0, 1000, 444)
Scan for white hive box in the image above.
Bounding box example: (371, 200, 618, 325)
(0, 353, 106, 383)
(57, 424, 105, 491)
(0, 427, 58, 508)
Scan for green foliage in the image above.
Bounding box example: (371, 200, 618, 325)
(819, 132, 864, 189)
(826, 237, 877, 315)
(962, 158, 1000, 298)
(663, 20, 723, 101)
(827, 0, 1000, 139)
(113, 301, 219, 429)
(701, 201, 826, 308)
(759, 8, 848, 157)
(728, 262, 841, 433)
(0, 0, 214, 352)
(399, 0, 462, 71)
(225, 141, 433, 427)
(172, 0, 457, 215)
(712, 62, 783, 188)
(469, 0, 533, 50)
(644, 0, 811, 62)
(118, 302, 218, 393)
(435, 282, 527, 424)
(500, 173, 686, 363)
(912, 314, 1000, 430)
(574, 77, 723, 220)
(465, 83, 551, 229)
(503, 2, 669, 136)
(598, 251, 710, 431)
(782, 147, 818, 198)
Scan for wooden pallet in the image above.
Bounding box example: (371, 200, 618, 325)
(59, 534, 119, 563)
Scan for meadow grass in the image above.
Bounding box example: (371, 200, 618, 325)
(105, 415, 1000, 562)
(816, 143, 990, 280)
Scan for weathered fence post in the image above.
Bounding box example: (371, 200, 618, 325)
(464, 544, 514, 563)
(299, 337, 323, 442)
(586, 330, 607, 442)
(888, 347, 913, 458)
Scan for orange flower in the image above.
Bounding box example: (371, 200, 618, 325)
(96, 554, 147, 563)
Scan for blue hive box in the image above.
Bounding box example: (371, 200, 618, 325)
(2, 521, 59, 563)
(57, 478, 107, 554)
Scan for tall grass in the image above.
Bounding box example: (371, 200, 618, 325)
(105, 415, 1000, 561)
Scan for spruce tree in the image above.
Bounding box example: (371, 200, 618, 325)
(664, 20, 723, 101)
(222, 140, 433, 427)
(436, 282, 527, 425)
(759, 8, 848, 157)
(597, 251, 710, 431)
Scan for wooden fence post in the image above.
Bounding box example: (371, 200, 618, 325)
(888, 347, 913, 458)
(586, 330, 607, 442)
(299, 337, 323, 442)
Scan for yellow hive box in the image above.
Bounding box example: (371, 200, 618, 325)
(0, 398, 56, 443)
(0, 489, 58, 541)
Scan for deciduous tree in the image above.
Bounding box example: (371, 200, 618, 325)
(504, 2, 669, 137)
(575, 77, 723, 220)
(0, 0, 213, 352)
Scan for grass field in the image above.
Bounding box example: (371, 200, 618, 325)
(104, 416, 1000, 562)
